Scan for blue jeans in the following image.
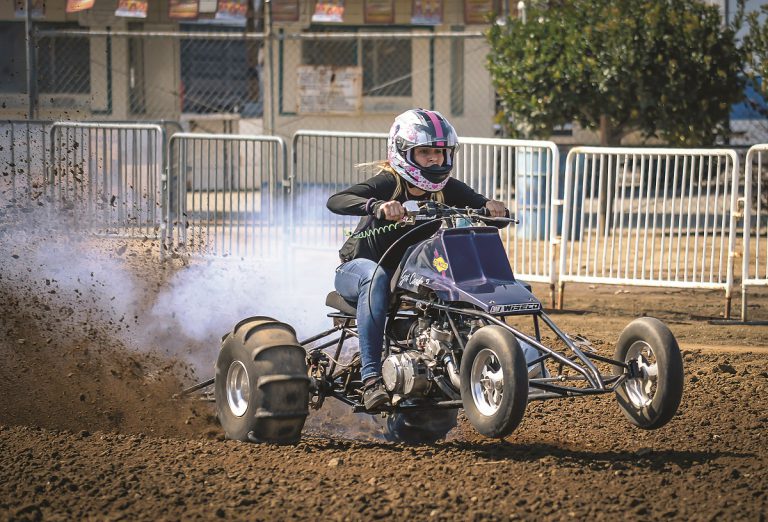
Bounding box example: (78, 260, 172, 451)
(334, 258, 394, 383)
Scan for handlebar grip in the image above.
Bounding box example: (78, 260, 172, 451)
(475, 207, 511, 218)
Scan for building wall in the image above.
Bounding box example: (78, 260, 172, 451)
(0, 0, 503, 141)
(264, 0, 500, 141)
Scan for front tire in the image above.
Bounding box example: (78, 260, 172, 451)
(612, 317, 683, 430)
(215, 316, 309, 443)
(460, 325, 528, 438)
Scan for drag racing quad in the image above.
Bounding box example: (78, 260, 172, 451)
(208, 201, 684, 444)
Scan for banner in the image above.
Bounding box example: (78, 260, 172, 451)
(115, 0, 148, 18)
(169, 0, 199, 18)
(216, 0, 248, 22)
(311, 0, 344, 23)
(364, 0, 393, 24)
(271, 0, 299, 21)
(15, 0, 45, 19)
(65, 0, 94, 13)
(464, 0, 495, 24)
(411, 0, 442, 25)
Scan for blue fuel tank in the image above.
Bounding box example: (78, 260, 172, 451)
(395, 226, 541, 315)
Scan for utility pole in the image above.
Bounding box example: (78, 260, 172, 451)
(25, 0, 37, 119)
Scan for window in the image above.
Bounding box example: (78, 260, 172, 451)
(362, 39, 411, 97)
(301, 27, 412, 98)
(180, 24, 260, 114)
(302, 39, 356, 67)
(0, 22, 28, 93)
(36, 24, 91, 94)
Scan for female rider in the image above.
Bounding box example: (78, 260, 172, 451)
(327, 109, 508, 410)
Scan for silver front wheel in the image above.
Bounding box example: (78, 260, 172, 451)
(622, 341, 659, 408)
(470, 348, 505, 416)
(613, 317, 683, 430)
(460, 326, 528, 439)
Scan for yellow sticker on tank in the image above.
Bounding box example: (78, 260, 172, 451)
(432, 256, 448, 273)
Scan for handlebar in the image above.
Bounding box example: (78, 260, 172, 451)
(377, 200, 517, 224)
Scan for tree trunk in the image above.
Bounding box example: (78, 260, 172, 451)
(598, 115, 620, 234)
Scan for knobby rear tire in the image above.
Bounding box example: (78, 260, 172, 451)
(214, 316, 309, 443)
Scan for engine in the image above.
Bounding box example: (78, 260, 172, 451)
(381, 351, 430, 395)
(381, 320, 464, 397)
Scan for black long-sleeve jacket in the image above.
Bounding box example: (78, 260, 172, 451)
(327, 171, 503, 269)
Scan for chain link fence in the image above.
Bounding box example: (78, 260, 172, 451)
(19, 28, 495, 138)
(4, 25, 762, 144)
(26, 29, 264, 123)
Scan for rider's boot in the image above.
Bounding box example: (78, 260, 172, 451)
(362, 377, 389, 410)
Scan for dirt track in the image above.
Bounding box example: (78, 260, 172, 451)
(1, 202, 767, 520)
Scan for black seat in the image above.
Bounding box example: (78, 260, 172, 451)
(325, 291, 357, 316)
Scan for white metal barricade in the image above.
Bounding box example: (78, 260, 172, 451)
(290, 130, 389, 250)
(49, 122, 166, 240)
(742, 144, 768, 321)
(558, 147, 740, 317)
(167, 132, 287, 258)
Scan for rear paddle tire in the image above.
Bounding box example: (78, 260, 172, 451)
(215, 316, 309, 443)
(460, 325, 528, 438)
(612, 317, 684, 430)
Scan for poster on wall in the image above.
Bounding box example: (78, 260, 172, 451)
(464, 0, 496, 24)
(364, 0, 393, 24)
(297, 65, 362, 114)
(272, 0, 299, 21)
(216, 0, 248, 22)
(169, 0, 199, 19)
(198, 0, 218, 13)
(65, 0, 94, 14)
(311, 0, 344, 23)
(411, 0, 442, 25)
(115, 0, 148, 18)
(15, 0, 45, 19)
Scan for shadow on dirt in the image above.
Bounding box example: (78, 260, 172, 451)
(448, 441, 751, 468)
(294, 436, 751, 470)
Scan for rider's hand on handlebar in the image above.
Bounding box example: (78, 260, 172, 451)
(485, 199, 507, 218)
(377, 200, 406, 221)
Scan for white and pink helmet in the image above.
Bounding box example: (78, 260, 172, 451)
(387, 109, 459, 192)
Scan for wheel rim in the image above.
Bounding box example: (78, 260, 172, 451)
(470, 348, 504, 416)
(226, 360, 250, 417)
(623, 340, 659, 408)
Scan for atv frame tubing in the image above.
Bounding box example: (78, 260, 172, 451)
(301, 296, 632, 411)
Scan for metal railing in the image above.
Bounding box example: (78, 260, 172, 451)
(290, 130, 389, 249)
(1, 120, 53, 206)
(741, 144, 768, 321)
(558, 147, 740, 317)
(168, 132, 287, 258)
(12, 120, 766, 318)
(48, 121, 167, 240)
